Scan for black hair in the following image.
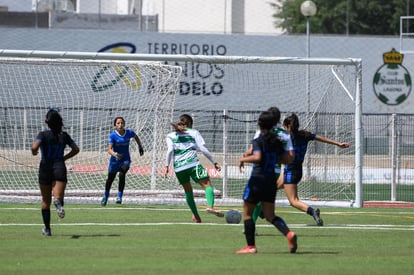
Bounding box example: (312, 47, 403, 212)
(45, 110, 63, 134)
(283, 113, 305, 140)
(258, 111, 282, 150)
(113, 116, 125, 126)
(267, 106, 281, 126)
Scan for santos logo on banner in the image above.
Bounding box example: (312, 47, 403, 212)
(373, 48, 412, 106)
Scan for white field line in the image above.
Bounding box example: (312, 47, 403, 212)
(0, 223, 413, 231)
(1, 207, 413, 231)
(1, 207, 414, 215)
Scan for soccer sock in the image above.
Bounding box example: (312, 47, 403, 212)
(185, 192, 199, 217)
(104, 190, 110, 198)
(104, 173, 117, 193)
(271, 215, 290, 236)
(252, 202, 262, 224)
(204, 185, 215, 207)
(117, 191, 123, 198)
(244, 218, 255, 246)
(41, 208, 51, 229)
(118, 172, 126, 193)
(306, 206, 315, 216)
(56, 198, 64, 207)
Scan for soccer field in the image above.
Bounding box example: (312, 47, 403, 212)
(0, 204, 413, 275)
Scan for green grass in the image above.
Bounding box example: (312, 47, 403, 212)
(0, 204, 413, 275)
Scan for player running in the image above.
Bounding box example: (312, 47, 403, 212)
(164, 114, 223, 223)
(278, 113, 350, 226)
(31, 109, 79, 236)
(237, 111, 297, 254)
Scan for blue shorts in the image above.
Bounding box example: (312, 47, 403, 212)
(108, 159, 131, 174)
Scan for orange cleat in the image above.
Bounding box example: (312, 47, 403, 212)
(236, 245, 257, 254)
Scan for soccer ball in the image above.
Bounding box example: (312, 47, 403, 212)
(225, 209, 242, 224)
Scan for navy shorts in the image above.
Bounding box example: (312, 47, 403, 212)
(243, 174, 277, 204)
(38, 160, 67, 185)
(283, 168, 303, 184)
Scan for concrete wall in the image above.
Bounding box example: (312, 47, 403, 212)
(0, 27, 413, 114)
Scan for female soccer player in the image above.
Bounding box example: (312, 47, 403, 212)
(31, 109, 80, 236)
(164, 114, 223, 223)
(278, 113, 350, 226)
(243, 107, 294, 231)
(237, 111, 297, 254)
(101, 117, 144, 206)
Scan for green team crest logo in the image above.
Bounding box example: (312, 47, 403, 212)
(373, 48, 412, 105)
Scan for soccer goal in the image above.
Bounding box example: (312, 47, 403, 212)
(0, 50, 183, 204)
(0, 49, 362, 208)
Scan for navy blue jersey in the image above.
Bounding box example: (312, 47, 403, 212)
(250, 134, 284, 178)
(35, 130, 76, 162)
(243, 134, 284, 203)
(285, 130, 316, 171)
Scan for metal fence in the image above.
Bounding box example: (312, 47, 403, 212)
(0, 107, 413, 202)
(179, 110, 414, 203)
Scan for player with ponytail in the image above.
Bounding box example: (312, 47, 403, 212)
(31, 109, 79, 236)
(237, 110, 297, 254)
(279, 113, 350, 226)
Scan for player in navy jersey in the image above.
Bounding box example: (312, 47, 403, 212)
(31, 109, 79, 236)
(278, 113, 350, 226)
(243, 107, 294, 232)
(101, 117, 144, 206)
(237, 111, 297, 254)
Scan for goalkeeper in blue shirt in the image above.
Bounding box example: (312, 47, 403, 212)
(101, 117, 144, 206)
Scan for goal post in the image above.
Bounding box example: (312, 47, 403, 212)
(0, 49, 362, 208)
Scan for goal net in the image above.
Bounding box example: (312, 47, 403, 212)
(0, 52, 182, 204)
(0, 50, 362, 208)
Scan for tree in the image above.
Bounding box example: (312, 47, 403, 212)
(270, 0, 413, 35)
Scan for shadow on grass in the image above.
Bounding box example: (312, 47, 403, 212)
(69, 234, 121, 239)
(261, 251, 341, 255)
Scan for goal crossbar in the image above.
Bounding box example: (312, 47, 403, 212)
(0, 49, 361, 65)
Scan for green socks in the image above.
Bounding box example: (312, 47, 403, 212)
(205, 186, 215, 207)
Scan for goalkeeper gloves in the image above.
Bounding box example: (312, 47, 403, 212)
(114, 152, 123, 161)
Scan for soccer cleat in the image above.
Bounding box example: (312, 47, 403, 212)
(287, 231, 298, 253)
(236, 245, 257, 254)
(206, 207, 224, 217)
(314, 208, 324, 226)
(192, 214, 202, 223)
(53, 199, 65, 219)
(116, 197, 122, 204)
(101, 196, 108, 206)
(42, 227, 52, 236)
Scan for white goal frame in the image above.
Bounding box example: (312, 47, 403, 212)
(0, 49, 363, 208)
